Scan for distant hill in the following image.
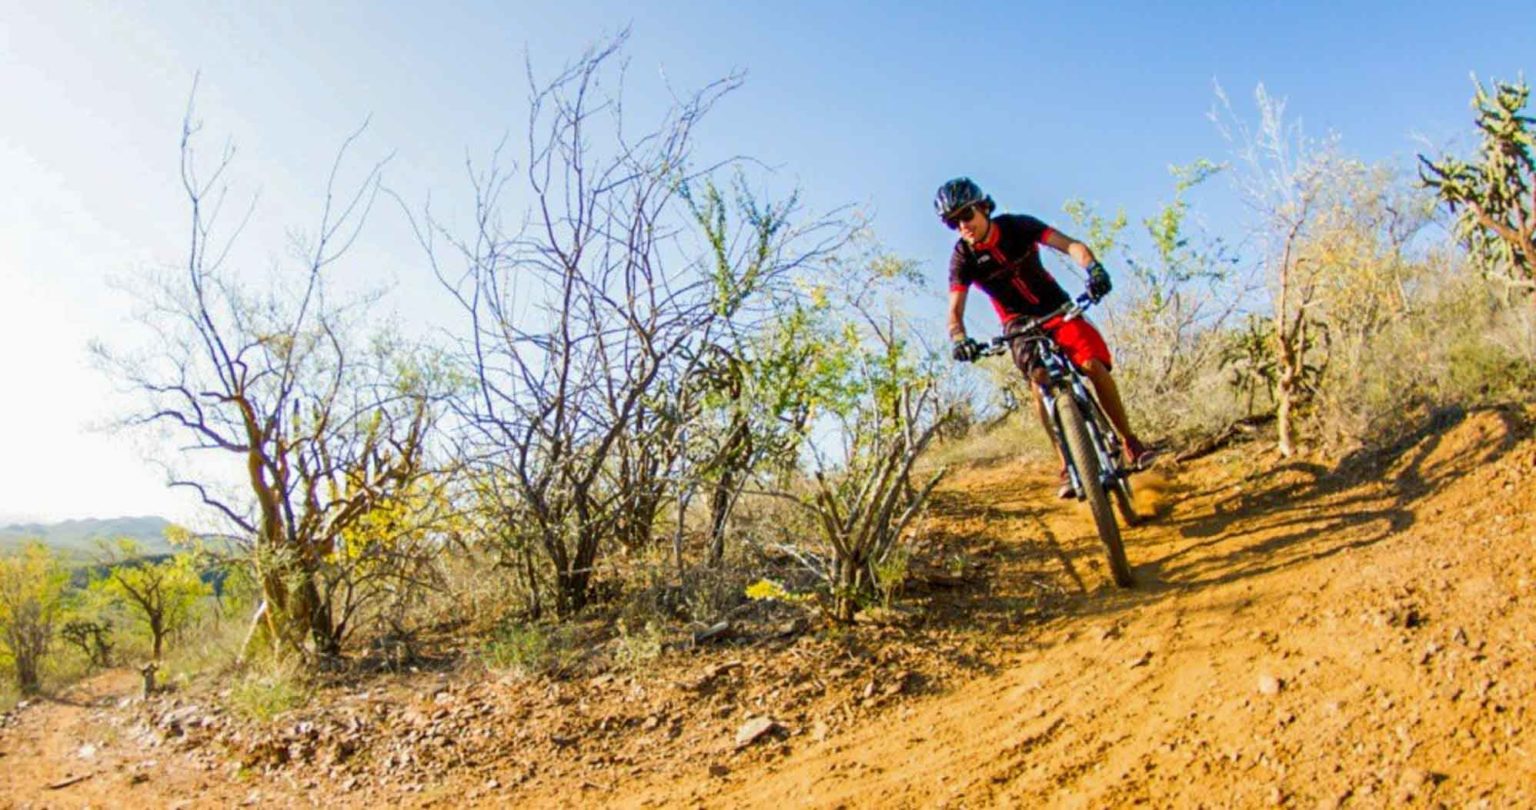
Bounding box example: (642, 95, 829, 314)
(0, 515, 176, 560)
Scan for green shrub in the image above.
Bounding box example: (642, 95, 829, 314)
(1443, 332, 1536, 401)
(479, 621, 580, 677)
(228, 663, 310, 722)
(612, 619, 664, 670)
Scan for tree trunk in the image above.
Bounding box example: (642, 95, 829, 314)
(522, 542, 542, 621)
(707, 418, 751, 567)
(150, 615, 165, 660)
(707, 471, 735, 567)
(1274, 311, 1298, 458)
(293, 574, 340, 659)
(257, 561, 338, 662)
(832, 553, 864, 624)
(8, 604, 47, 695)
(14, 651, 40, 696)
(555, 566, 591, 616)
(1276, 370, 1296, 457)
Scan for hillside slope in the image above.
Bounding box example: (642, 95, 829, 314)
(0, 515, 174, 560)
(2, 405, 1532, 808)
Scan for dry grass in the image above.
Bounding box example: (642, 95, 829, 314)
(1309, 280, 1536, 455)
(927, 411, 1055, 471)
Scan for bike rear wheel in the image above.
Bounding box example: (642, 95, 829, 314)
(1056, 393, 1134, 587)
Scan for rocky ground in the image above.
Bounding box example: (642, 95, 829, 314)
(3, 403, 1533, 808)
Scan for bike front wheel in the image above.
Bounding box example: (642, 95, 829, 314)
(1085, 397, 1142, 527)
(1057, 392, 1134, 587)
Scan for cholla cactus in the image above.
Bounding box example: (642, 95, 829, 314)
(1420, 75, 1536, 295)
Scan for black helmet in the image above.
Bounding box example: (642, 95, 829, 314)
(934, 177, 992, 219)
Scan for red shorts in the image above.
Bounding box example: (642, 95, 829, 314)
(1005, 315, 1113, 375)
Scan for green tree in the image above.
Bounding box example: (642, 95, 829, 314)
(0, 543, 69, 695)
(1068, 161, 1242, 436)
(1420, 75, 1536, 298)
(91, 540, 211, 660)
(59, 619, 114, 669)
(769, 247, 951, 623)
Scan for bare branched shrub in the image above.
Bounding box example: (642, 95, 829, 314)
(1212, 83, 1341, 456)
(96, 88, 443, 666)
(412, 33, 846, 617)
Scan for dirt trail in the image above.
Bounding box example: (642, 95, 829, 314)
(4, 405, 1534, 808)
(623, 406, 1532, 809)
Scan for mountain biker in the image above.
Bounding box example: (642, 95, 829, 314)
(937, 177, 1154, 498)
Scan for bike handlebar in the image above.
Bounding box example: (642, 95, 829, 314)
(970, 293, 1095, 359)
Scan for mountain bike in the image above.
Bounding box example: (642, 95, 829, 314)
(971, 294, 1139, 587)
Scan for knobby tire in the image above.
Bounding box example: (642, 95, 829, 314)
(1057, 392, 1135, 587)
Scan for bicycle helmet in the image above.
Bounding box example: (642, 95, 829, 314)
(934, 177, 993, 220)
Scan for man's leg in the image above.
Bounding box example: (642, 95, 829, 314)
(1029, 368, 1074, 498)
(1030, 368, 1063, 459)
(1010, 322, 1074, 497)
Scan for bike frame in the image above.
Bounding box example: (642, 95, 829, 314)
(982, 296, 1129, 499)
(970, 293, 1138, 586)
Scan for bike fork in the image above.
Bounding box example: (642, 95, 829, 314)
(1043, 385, 1086, 500)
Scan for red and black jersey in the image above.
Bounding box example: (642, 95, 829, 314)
(948, 213, 1070, 323)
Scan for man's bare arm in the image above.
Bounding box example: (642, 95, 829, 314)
(1042, 229, 1098, 269)
(948, 286, 969, 340)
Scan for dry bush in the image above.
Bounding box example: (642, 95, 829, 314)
(228, 657, 313, 721)
(611, 550, 750, 630)
(430, 544, 529, 636)
(1310, 267, 1536, 452)
(477, 620, 587, 679)
(1119, 327, 1255, 444)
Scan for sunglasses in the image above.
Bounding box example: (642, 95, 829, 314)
(943, 205, 981, 229)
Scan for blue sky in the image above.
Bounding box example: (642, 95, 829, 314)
(2, 0, 1532, 523)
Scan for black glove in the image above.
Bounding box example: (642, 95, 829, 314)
(1086, 261, 1112, 302)
(951, 337, 982, 363)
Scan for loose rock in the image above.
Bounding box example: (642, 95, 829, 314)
(734, 717, 781, 748)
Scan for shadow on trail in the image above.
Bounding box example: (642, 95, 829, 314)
(1144, 404, 1528, 591)
(920, 404, 1531, 646)
(916, 487, 1089, 644)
